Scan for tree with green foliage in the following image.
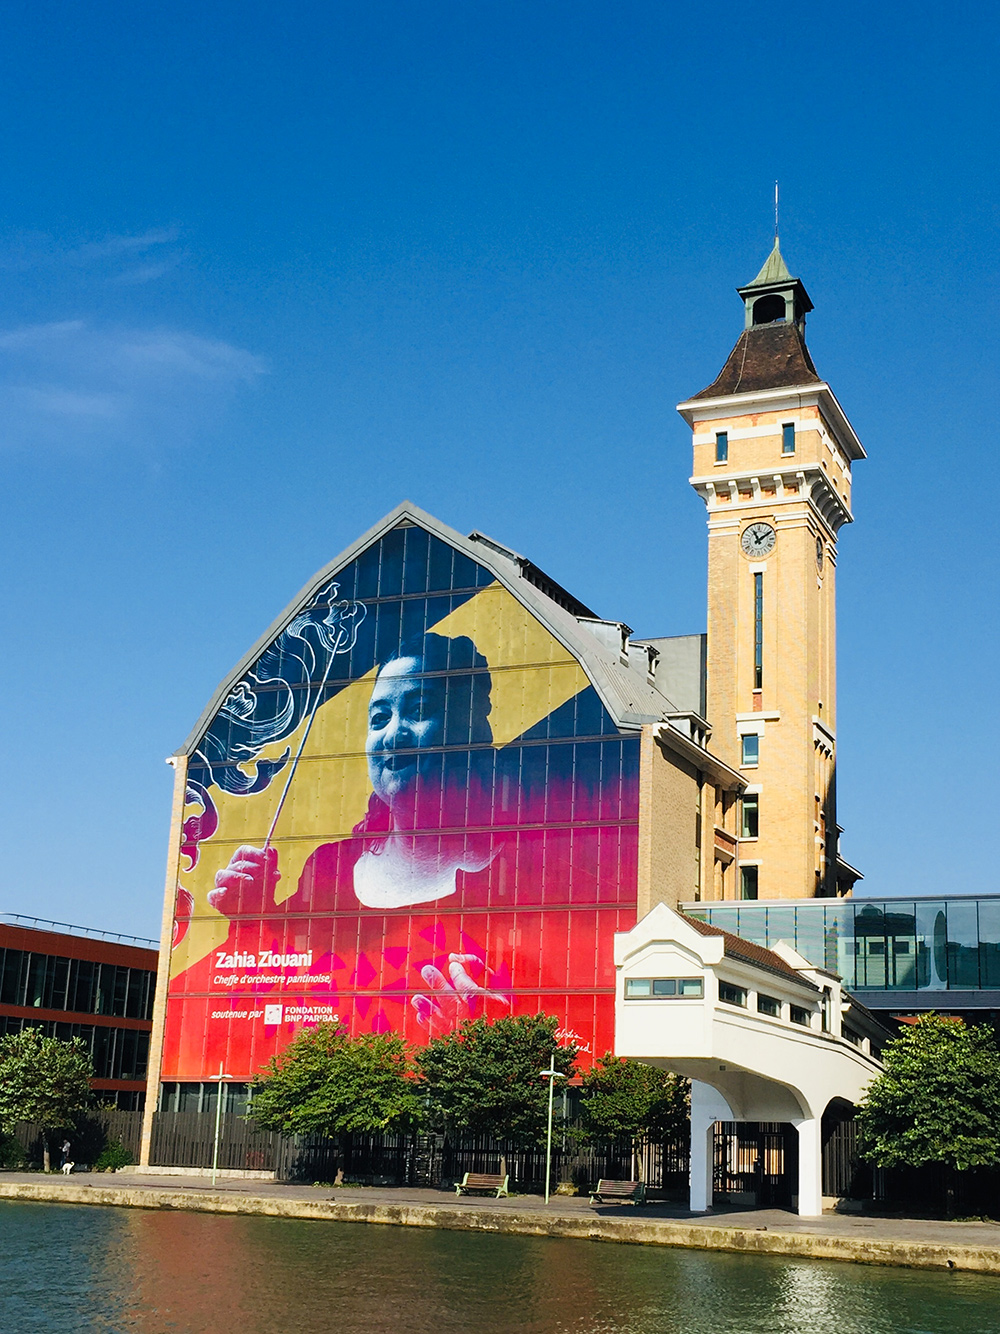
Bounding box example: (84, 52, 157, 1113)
(417, 1013, 577, 1146)
(857, 1014, 1000, 1172)
(0, 1027, 94, 1170)
(579, 1054, 689, 1148)
(250, 1022, 423, 1138)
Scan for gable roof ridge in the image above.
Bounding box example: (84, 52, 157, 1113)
(177, 501, 685, 757)
(681, 913, 820, 990)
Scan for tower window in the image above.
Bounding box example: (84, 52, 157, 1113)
(740, 866, 759, 900)
(741, 734, 759, 766)
(741, 794, 759, 839)
(753, 572, 763, 689)
(715, 431, 728, 463)
(752, 294, 786, 325)
(782, 422, 796, 454)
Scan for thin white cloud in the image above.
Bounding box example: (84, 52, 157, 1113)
(113, 260, 180, 286)
(0, 227, 185, 284)
(0, 319, 267, 452)
(68, 227, 180, 260)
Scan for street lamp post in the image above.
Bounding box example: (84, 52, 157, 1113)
(208, 1062, 233, 1189)
(539, 1063, 566, 1205)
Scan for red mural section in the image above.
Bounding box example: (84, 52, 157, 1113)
(162, 524, 640, 1080)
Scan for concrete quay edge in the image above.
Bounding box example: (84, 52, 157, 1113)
(3, 1179, 1000, 1274)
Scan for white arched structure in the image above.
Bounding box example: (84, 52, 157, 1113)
(614, 903, 888, 1216)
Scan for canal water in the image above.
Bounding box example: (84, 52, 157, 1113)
(1, 1202, 997, 1334)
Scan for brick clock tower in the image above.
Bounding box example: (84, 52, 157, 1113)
(677, 242, 865, 900)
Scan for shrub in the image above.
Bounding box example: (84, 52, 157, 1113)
(0, 1132, 28, 1169)
(858, 1014, 1000, 1172)
(93, 1139, 135, 1172)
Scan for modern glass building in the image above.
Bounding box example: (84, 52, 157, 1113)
(0, 915, 158, 1106)
(684, 896, 1000, 1013)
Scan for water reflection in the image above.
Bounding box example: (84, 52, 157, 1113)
(1, 1202, 997, 1334)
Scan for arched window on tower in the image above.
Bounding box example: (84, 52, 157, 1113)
(752, 294, 786, 325)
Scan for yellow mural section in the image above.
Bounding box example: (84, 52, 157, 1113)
(171, 670, 375, 978)
(429, 583, 589, 746)
(172, 580, 591, 978)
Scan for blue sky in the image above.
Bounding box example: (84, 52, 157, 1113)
(0, 2, 997, 937)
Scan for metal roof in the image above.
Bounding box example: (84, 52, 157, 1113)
(744, 239, 793, 288)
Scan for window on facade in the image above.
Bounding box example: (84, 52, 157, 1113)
(0, 949, 155, 1020)
(625, 977, 703, 999)
(782, 422, 796, 454)
(741, 734, 759, 767)
(740, 866, 759, 900)
(719, 981, 747, 1007)
(716, 431, 728, 463)
(790, 1004, 812, 1027)
(753, 572, 763, 689)
(741, 794, 759, 839)
(757, 993, 780, 1017)
(0, 1014, 149, 1081)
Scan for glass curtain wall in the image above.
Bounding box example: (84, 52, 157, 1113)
(686, 898, 1000, 994)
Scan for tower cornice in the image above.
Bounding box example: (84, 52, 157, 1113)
(689, 463, 853, 534)
(677, 382, 866, 464)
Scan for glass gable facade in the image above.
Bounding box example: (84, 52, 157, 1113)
(165, 522, 641, 1081)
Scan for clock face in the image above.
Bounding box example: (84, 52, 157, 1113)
(816, 536, 825, 571)
(741, 522, 776, 558)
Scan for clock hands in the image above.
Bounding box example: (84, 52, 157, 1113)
(741, 523, 776, 556)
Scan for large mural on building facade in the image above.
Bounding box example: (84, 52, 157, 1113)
(163, 522, 640, 1080)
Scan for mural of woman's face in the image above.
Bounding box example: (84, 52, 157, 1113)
(366, 656, 446, 808)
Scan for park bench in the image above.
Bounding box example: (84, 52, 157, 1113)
(455, 1172, 510, 1198)
(589, 1179, 646, 1206)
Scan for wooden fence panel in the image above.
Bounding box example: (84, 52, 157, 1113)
(149, 1111, 282, 1171)
(10, 1108, 143, 1167)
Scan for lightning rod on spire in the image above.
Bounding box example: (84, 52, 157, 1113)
(774, 180, 779, 243)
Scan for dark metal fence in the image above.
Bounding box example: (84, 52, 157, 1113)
(713, 1121, 797, 1209)
(146, 1112, 689, 1192)
(822, 1109, 872, 1199)
(432, 1132, 689, 1195)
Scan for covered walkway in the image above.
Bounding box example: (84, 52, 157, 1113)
(614, 904, 889, 1216)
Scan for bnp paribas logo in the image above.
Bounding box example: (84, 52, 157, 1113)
(264, 1003, 283, 1025)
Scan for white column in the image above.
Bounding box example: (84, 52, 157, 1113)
(689, 1080, 732, 1212)
(689, 1117, 715, 1212)
(796, 1117, 823, 1217)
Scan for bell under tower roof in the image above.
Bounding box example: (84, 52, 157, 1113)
(737, 238, 813, 330)
(689, 241, 821, 400)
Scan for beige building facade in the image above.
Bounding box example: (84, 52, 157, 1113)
(678, 243, 865, 900)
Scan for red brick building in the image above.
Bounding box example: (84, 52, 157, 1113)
(0, 916, 157, 1108)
